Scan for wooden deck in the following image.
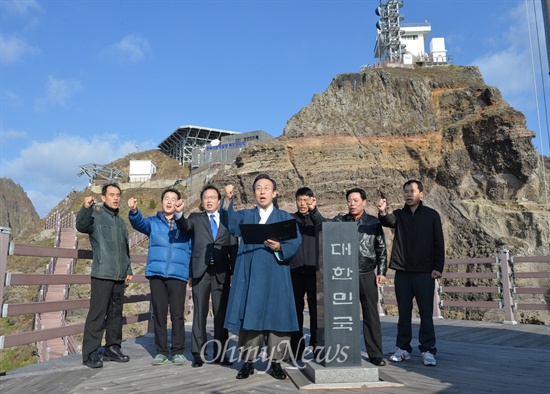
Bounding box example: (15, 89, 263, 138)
(1, 316, 549, 393)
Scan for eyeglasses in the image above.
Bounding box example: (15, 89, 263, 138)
(254, 186, 273, 192)
(202, 195, 219, 201)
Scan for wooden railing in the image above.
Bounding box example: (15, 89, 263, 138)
(1, 226, 549, 356)
(377, 251, 550, 324)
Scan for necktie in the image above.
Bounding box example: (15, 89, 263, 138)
(210, 214, 218, 239)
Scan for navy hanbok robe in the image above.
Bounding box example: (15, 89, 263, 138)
(222, 200, 301, 333)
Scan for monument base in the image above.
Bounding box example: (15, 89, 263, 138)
(286, 360, 406, 390)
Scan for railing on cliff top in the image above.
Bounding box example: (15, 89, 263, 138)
(0, 226, 549, 357)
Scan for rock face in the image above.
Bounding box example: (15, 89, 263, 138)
(213, 65, 549, 257)
(0, 178, 40, 238)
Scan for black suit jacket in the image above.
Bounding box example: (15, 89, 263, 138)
(176, 211, 237, 283)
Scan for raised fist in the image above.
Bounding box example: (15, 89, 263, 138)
(225, 184, 234, 199)
(128, 197, 138, 212)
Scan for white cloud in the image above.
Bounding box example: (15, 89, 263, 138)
(35, 75, 82, 110)
(102, 33, 152, 64)
(1, 0, 42, 16)
(470, 2, 546, 112)
(1, 134, 156, 217)
(2, 90, 22, 105)
(0, 34, 40, 64)
(0, 128, 28, 140)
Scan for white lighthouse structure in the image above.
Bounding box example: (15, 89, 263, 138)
(374, 0, 448, 65)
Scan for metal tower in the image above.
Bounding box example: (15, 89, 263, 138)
(375, 0, 406, 63)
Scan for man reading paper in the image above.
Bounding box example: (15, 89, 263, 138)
(221, 174, 301, 381)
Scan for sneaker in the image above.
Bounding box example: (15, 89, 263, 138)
(151, 354, 168, 366)
(173, 354, 187, 365)
(389, 348, 411, 362)
(422, 351, 437, 366)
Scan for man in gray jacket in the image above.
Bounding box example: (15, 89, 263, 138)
(76, 183, 133, 368)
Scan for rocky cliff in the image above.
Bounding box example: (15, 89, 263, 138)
(212, 65, 549, 257)
(0, 178, 40, 239)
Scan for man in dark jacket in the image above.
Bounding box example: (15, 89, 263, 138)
(377, 180, 444, 367)
(313, 188, 388, 366)
(76, 183, 133, 369)
(175, 185, 237, 368)
(289, 187, 322, 360)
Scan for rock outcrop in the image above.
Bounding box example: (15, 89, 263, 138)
(212, 65, 549, 257)
(0, 178, 40, 238)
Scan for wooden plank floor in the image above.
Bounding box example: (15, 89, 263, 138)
(1, 316, 549, 394)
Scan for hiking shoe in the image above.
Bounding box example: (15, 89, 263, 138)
(422, 351, 437, 366)
(151, 354, 168, 366)
(389, 348, 410, 362)
(173, 354, 187, 365)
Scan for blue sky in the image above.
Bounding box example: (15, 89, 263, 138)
(1, 0, 549, 218)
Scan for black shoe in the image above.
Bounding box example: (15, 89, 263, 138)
(192, 356, 204, 368)
(83, 351, 103, 368)
(236, 362, 254, 379)
(370, 357, 386, 366)
(214, 356, 233, 366)
(269, 362, 287, 380)
(103, 345, 130, 363)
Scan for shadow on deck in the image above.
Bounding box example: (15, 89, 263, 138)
(1, 316, 549, 394)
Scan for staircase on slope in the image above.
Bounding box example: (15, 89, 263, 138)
(37, 214, 77, 361)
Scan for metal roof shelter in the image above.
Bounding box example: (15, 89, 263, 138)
(158, 125, 241, 164)
(77, 163, 126, 184)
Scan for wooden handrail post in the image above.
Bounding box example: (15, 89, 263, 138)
(499, 250, 517, 325)
(0, 227, 11, 308)
(377, 284, 385, 316)
(433, 278, 443, 319)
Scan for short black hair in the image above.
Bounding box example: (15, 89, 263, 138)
(200, 185, 221, 200)
(295, 187, 314, 199)
(346, 188, 367, 201)
(102, 183, 121, 196)
(161, 188, 181, 200)
(403, 180, 424, 192)
(252, 174, 277, 191)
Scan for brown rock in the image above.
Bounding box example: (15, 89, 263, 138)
(211, 65, 549, 257)
(0, 178, 40, 238)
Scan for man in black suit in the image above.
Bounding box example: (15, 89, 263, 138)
(175, 185, 237, 367)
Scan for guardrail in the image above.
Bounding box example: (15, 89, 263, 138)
(377, 251, 550, 324)
(1, 226, 549, 357)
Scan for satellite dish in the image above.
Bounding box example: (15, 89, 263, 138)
(210, 139, 221, 146)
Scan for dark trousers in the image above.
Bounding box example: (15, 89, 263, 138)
(150, 276, 187, 356)
(359, 270, 384, 359)
(82, 277, 125, 362)
(394, 270, 437, 354)
(191, 265, 230, 360)
(290, 269, 318, 358)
